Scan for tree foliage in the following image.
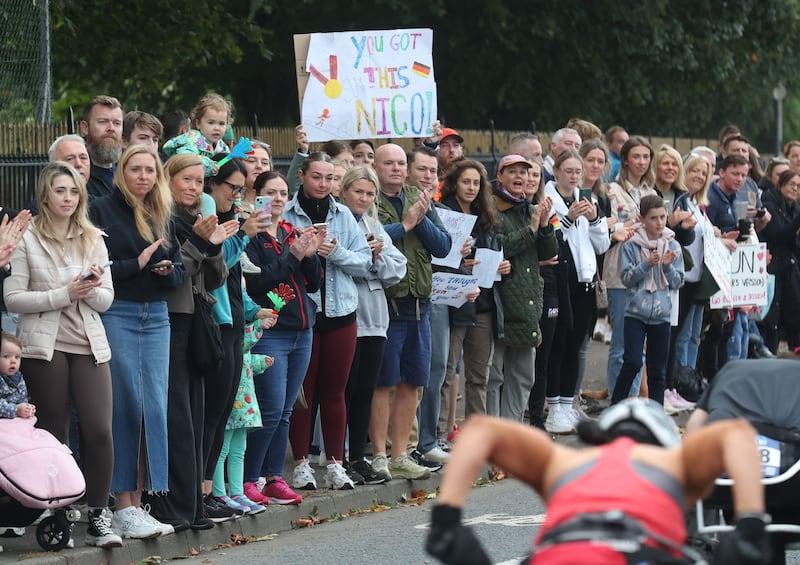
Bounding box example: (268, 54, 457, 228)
(49, 0, 800, 149)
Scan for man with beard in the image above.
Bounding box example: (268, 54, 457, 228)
(80, 95, 124, 199)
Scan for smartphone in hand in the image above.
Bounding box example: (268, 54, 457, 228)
(579, 188, 593, 202)
(79, 260, 113, 280)
(147, 260, 182, 270)
(255, 195, 272, 211)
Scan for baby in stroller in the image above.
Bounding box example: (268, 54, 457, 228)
(0, 333, 95, 551)
(686, 356, 800, 565)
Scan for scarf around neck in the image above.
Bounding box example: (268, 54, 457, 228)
(628, 223, 675, 292)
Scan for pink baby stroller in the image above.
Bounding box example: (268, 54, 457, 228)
(0, 417, 85, 551)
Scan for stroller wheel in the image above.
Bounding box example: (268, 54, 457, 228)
(35, 516, 71, 552)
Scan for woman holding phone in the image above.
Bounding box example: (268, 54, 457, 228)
(200, 155, 272, 515)
(284, 153, 371, 491)
(541, 150, 610, 434)
(242, 170, 324, 505)
(5, 162, 121, 547)
(144, 154, 238, 530)
(89, 145, 185, 538)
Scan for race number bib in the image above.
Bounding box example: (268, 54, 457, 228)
(757, 435, 781, 477)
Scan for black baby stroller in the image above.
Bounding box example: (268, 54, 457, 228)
(0, 417, 86, 551)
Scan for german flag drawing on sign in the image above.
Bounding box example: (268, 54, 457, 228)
(412, 61, 431, 78)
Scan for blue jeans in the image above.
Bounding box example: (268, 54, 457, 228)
(674, 302, 704, 369)
(606, 289, 642, 395)
(102, 300, 170, 492)
(727, 311, 750, 361)
(611, 317, 670, 405)
(244, 328, 313, 480)
(417, 304, 450, 453)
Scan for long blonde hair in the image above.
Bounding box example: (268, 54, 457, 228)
(114, 145, 173, 245)
(33, 161, 101, 261)
(682, 153, 712, 207)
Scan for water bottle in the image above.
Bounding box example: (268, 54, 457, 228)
(617, 205, 630, 222)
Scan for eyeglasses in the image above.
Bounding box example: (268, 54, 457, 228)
(222, 180, 245, 194)
(770, 157, 790, 165)
(785, 181, 800, 190)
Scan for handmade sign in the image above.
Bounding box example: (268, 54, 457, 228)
(710, 243, 768, 308)
(431, 208, 476, 269)
(431, 273, 479, 307)
(295, 29, 437, 141)
(472, 248, 503, 288)
(702, 219, 733, 305)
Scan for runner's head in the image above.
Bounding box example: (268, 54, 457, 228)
(578, 398, 681, 447)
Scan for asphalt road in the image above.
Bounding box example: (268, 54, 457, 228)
(187, 474, 800, 565)
(183, 477, 543, 565)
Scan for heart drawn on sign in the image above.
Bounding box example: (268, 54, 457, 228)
(757, 252, 765, 261)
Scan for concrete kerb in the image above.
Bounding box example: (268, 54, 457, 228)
(4, 475, 443, 565)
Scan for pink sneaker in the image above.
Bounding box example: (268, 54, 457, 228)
(262, 477, 303, 505)
(243, 482, 270, 505)
(670, 389, 695, 410)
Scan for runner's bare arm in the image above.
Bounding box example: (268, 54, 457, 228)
(437, 415, 557, 508)
(680, 419, 764, 513)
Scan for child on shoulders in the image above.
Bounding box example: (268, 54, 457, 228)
(162, 93, 231, 177)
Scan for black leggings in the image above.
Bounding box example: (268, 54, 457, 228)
(345, 336, 386, 461)
(529, 293, 559, 428)
(23, 352, 114, 508)
(203, 325, 243, 481)
(548, 282, 596, 399)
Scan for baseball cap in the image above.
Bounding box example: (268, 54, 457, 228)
(441, 127, 464, 144)
(497, 154, 533, 172)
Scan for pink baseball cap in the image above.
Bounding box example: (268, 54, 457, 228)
(497, 154, 533, 172)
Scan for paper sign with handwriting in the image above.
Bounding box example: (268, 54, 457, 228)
(710, 243, 768, 308)
(299, 28, 437, 142)
(431, 208, 477, 269)
(472, 248, 503, 288)
(431, 273, 478, 307)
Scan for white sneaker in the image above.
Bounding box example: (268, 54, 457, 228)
(324, 459, 355, 490)
(435, 437, 453, 452)
(421, 446, 450, 463)
(85, 508, 122, 548)
(292, 458, 318, 490)
(545, 404, 576, 435)
(371, 453, 392, 481)
(593, 320, 607, 342)
(112, 507, 161, 539)
(138, 505, 175, 536)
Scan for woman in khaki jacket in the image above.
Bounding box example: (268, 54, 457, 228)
(3, 161, 121, 548)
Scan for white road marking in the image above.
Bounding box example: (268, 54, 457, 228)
(414, 513, 547, 529)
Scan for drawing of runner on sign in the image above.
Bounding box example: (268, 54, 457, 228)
(295, 28, 437, 142)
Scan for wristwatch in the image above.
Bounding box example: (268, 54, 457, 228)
(236, 229, 248, 240)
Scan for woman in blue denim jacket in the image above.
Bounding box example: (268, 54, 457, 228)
(283, 152, 372, 491)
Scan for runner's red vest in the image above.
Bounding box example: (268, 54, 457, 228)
(531, 437, 686, 564)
